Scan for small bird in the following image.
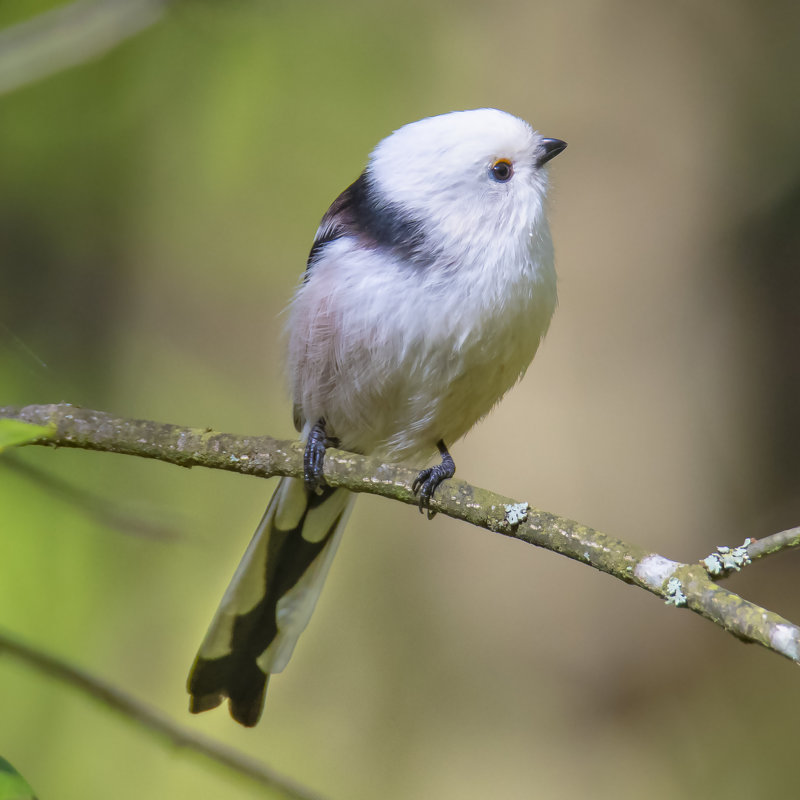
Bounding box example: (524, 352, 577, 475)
(187, 108, 566, 726)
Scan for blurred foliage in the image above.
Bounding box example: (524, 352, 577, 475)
(0, 756, 36, 800)
(0, 420, 54, 450)
(1, 1, 800, 799)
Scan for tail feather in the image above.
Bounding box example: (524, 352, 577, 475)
(188, 477, 353, 726)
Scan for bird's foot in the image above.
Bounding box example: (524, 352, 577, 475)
(411, 440, 455, 519)
(303, 418, 339, 494)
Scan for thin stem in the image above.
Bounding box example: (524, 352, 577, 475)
(0, 627, 327, 800)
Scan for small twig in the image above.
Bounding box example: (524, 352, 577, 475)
(0, 0, 169, 96)
(2, 402, 800, 669)
(747, 527, 800, 563)
(0, 627, 327, 800)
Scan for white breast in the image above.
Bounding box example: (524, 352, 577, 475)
(287, 212, 557, 463)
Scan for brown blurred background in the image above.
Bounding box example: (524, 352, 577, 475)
(1, 1, 800, 798)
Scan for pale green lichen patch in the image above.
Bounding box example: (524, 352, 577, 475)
(703, 539, 752, 576)
(664, 577, 687, 607)
(503, 502, 529, 527)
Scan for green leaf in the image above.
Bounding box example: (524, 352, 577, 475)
(0, 419, 55, 453)
(0, 756, 36, 800)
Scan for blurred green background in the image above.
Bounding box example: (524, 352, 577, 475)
(2, 1, 800, 798)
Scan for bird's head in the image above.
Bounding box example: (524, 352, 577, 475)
(365, 108, 566, 254)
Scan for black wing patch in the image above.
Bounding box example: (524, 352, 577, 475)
(304, 170, 426, 279)
(304, 179, 358, 274)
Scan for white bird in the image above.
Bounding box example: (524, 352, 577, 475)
(187, 108, 566, 726)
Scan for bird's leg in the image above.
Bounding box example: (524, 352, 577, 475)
(412, 440, 456, 519)
(303, 418, 339, 494)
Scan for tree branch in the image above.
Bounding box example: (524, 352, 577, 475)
(0, 627, 326, 800)
(3, 402, 799, 670)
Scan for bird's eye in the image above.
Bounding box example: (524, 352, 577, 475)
(490, 158, 514, 182)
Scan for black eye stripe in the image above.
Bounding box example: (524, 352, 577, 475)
(490, 159, 513, 182)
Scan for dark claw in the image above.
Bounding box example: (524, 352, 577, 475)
(411, 441, 455, 519)
(303, 418, 335, 494)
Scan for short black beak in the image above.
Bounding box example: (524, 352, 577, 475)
(537, 138, 567, 167)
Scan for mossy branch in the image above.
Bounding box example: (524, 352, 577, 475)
(2, 402, 799, 663)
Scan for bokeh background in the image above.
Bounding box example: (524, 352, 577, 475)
(2, 1, 800, 798)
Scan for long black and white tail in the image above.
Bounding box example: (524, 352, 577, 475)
(187, 477, 354, 726)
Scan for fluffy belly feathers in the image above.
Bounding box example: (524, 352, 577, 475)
(288, 238, 557, 463)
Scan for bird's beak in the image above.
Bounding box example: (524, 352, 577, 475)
(537, 138, 567, 167)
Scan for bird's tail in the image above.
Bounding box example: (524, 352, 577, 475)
(187, 477, 354, 726)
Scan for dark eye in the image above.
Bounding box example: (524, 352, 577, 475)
(490, 158, 513, 182)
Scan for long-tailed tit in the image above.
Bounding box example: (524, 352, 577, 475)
(187, 108, 566, 726)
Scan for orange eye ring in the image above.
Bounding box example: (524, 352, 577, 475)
(490, 158, 514, 182)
